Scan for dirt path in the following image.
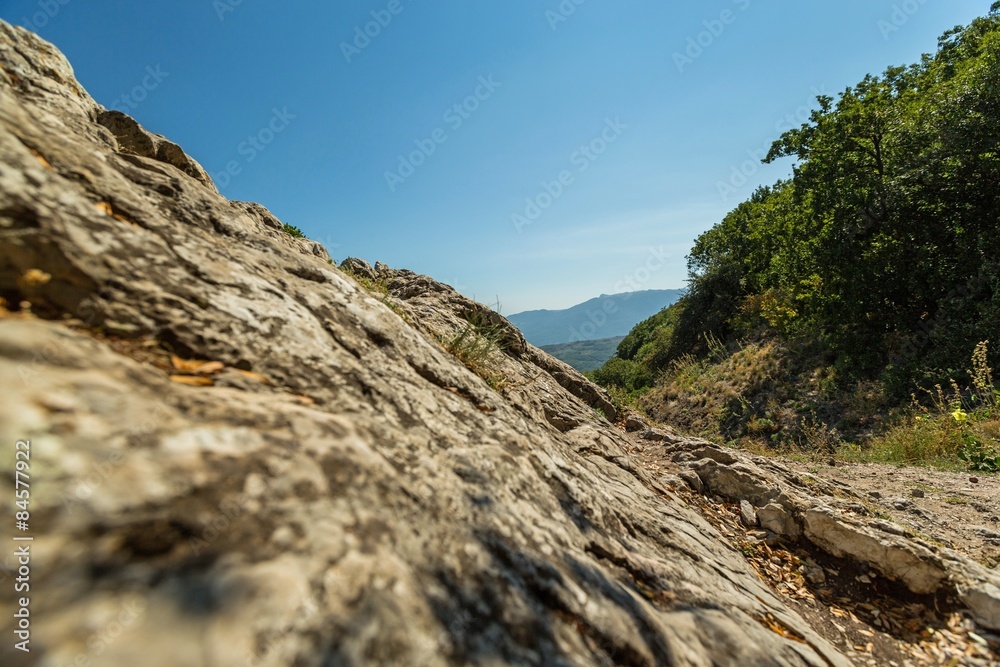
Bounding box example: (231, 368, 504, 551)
(623, 430, 1000, 666)
(780, 461, 1000, 570)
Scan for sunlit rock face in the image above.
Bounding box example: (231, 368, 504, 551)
(0, 21, 855, 667)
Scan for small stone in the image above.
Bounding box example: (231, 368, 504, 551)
(758, 503, 801, 538)
(970, 477, 980, 484)
(868, 491, 882, 499)
(640, 428, 670, 442)
(658, 475, 684, 490)
(340, 256, 377, 280)
(37, 392, 79, 412)
(270, 525, 295, 548)
(103, 320, 141, 336)
(624, 413, 647, 432)
(857, 574, 872, 584)
(911, 489, 925, 498)
(740, 500, 758, 527)
(678, 469, 703, 493)
(803, 565, 826, 585)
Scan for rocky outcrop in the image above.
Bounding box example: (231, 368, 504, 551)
(94, 109, 217, 190)
(0, 22, 860, 667)
(647, 433, 1000, 632)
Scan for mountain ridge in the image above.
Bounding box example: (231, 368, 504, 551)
(509, 288, 683, 346)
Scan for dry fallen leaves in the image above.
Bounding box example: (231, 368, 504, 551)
(95, 201, 139, 226)
(169, 375, 214, 387)
(27, 146, 52, 169)
(757, 612, 807, 644)
(170, 355, 225, 376)
(235, 369, 273, 385)
(17, 268, 52, 291)
(168, 356, 225, 387)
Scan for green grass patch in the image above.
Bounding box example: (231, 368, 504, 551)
(834, 343, 1000, 472)
(282, 223, 305, 238)
(440, 313, 510, 392)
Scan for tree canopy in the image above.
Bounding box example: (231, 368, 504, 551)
(600, 6, 1000, 399)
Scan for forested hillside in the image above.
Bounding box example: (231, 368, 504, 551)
(540, 336, 624, 372)
(594, 5, 1000, 469)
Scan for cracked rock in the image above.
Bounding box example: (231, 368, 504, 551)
(739, 500, 758, 527)
(0, 21, 853, 667)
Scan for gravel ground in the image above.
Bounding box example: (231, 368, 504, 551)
(783, 461, 1000, 569)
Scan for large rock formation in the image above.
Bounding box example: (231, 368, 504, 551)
(0, 21, 989, 667)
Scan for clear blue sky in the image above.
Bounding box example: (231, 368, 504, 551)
(2, 1, 991, 312)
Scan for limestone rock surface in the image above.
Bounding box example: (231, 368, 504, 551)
(0, 22, 859, 667)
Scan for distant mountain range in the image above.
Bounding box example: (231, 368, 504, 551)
(508, 289, 684, 346)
